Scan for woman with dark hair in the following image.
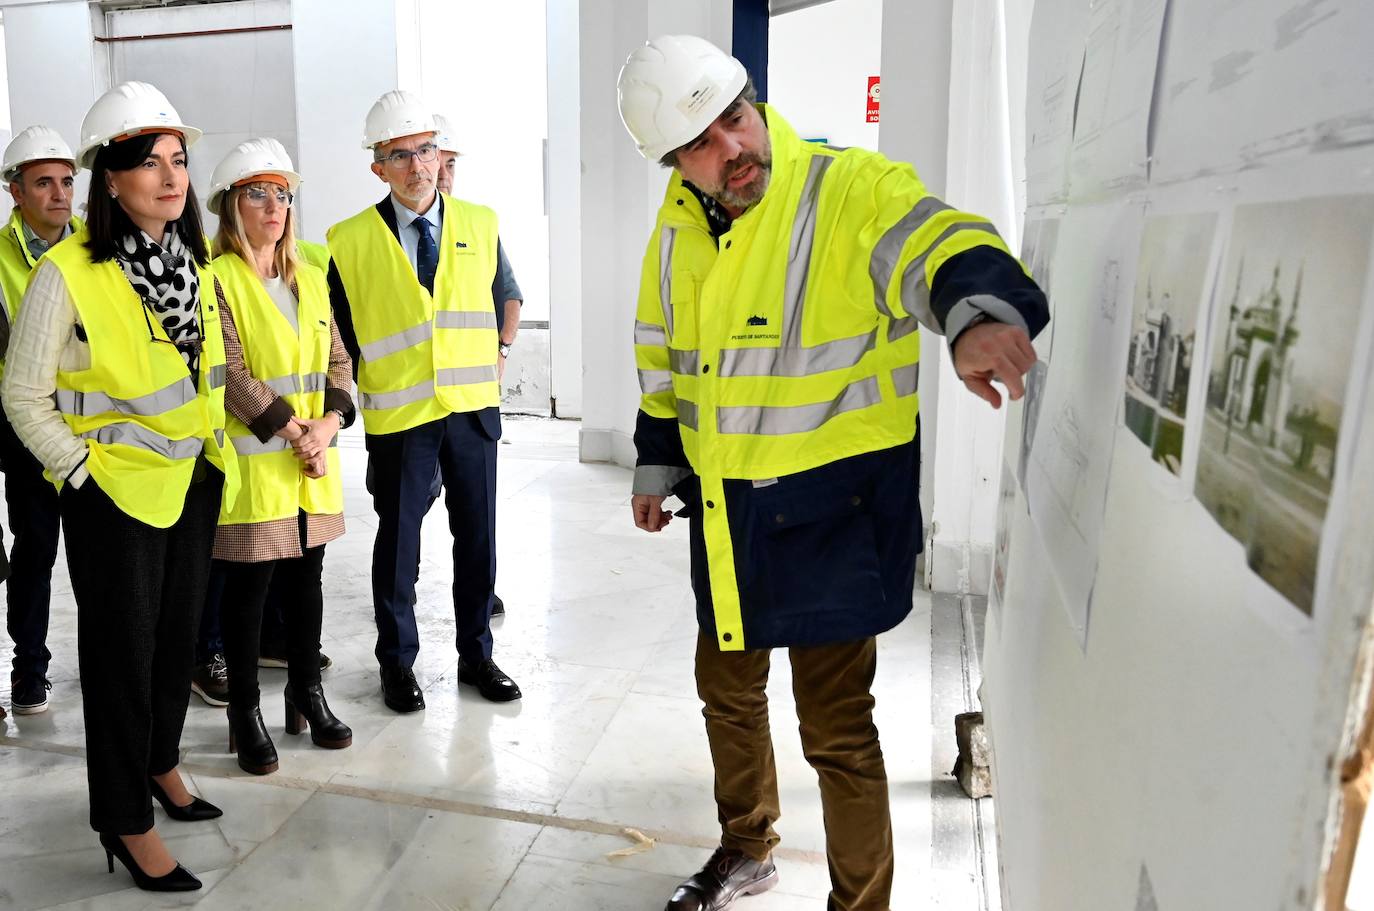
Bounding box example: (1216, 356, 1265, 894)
(0, 81, 239, 893)
(205, 137, 354, 775)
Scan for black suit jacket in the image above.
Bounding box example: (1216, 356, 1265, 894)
(329, 194, 502, 441)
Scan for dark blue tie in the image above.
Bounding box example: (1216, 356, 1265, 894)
(413, 216, 437, 294)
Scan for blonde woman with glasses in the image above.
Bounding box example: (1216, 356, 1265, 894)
(206, 138, 354, 777)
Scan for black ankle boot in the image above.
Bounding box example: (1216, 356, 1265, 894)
(227, 705, 279, 775)
(285, 683, 353, 749)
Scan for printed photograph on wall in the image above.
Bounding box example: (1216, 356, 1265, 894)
(1122, 212, 1218, 475)
(1196, 195, 1374, 615)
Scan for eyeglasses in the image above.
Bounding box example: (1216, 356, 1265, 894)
(241, 185, 294, 207)
(374, 143, 438, 170)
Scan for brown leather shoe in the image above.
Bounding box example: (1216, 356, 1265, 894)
(664, 846, 779, 910)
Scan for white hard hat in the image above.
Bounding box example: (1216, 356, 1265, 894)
(2, 125, 77, 182)
(363, 90, 436, 150)
(207, 138, 302, 215)
(617, 35, 748, 161)
(432, 113, 464, 156)
(76, 81, 201, 171)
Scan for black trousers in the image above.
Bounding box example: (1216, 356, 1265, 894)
(61, 468, 222, 835)
(366, 411, 496, 668)
(215, 514, 326, 710)
(0, 405, 61, 679)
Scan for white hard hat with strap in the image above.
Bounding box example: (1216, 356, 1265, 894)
(617, 35, 747, 161)
(3, 126, 77, 182)
(76, 81, 201, 171)
(363, 90, 436, 150)
(207, 138, 302, 215)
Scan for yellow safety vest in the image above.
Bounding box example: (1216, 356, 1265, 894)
(327, 194, 499, 435)
(635, 105, 1018, 650)
(296, 239, 330, 272)
(0, 209, 83, 380)
(212, 253, 343, 526)
(46, 229, 239, 528)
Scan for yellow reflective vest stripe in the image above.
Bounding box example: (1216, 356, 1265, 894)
(634, 105, 1017, 650)
(46, 228, 239, 528)
(327, 194, 499, 435)
(0, 210, 84, 381)
(212, 253, 343, 525)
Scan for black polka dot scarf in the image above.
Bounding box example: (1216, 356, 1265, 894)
(114, 228, 202, 374)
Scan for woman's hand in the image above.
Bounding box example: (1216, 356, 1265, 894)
(291, 413, 341, 462)
(302, 451, 328, 479)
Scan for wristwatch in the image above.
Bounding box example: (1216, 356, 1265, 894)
(498, 341, 513, 358)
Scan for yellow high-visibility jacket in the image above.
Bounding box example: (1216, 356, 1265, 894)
(634, 105, 1028, 650)
(212, 252, 343, 526)
(0, 209, 84, 381)
(46, 229, 238, 527)
(327, 194, 500, 435)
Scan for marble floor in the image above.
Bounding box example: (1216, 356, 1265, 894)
(0, 417, 994, 910)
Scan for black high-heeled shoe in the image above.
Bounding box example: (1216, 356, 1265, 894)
(285, 683, 353, 748)
(148, 775, 223, 822)
(227, 704, 279, 775)
(99, 831, 202, 892)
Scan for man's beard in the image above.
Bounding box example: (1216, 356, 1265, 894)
(710, 151, 772, 210)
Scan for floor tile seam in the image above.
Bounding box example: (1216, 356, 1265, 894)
(485, 825, 545, 911)
(0, 738, 822, 864)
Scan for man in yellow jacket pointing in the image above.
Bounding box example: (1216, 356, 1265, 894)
(619, 36, 1049, 911)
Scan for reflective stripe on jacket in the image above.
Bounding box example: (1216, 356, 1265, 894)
(46, 228, 238, 528)
(327, 193, 500, 435)
(635, 105, 1019, 650)
(212, 252, 343, 525)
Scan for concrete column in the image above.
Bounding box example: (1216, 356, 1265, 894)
(880, 0, 1019, 594)
(562, 0, 731, 464)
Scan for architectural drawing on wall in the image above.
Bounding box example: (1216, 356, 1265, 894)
(1099, 258, 1122, 322)
(1023, 203, 1143, 643)
(1196, 195, 1374, 614)
(991, 463, 1016, 618)
(1024, 0, 1090, 205)
(1150, 0, 1374, 183)
(1068, 0, 1168, 196)
(1019, 361, 1049, 488)
(1123, 212, 1219, 475)
(1022, 217, 1061, 298)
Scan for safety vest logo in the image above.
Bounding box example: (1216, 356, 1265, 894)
(747, 315, 768, 326)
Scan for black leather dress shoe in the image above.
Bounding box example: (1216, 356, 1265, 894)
(664, 847, 779, 911)
(491, 594, 505, 616)
(457, 658, 522, 702)
(380, 666, 425, 713)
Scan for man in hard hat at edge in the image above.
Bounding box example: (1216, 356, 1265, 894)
(327, 90, 522, 713)
(619, 36, 1049, 911)
(0, 126, 82, 717)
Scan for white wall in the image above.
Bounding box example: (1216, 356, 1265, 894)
(0, 0, 99, 217)
(546, 0, 582, 417)
(769, 0, 882, 150)
(980, 0, 1374, 907)
(105, 0, 296, 237)
(417, 0, 549, 323)
(291, 0, 408, 242)
(566, 0, 732, 465)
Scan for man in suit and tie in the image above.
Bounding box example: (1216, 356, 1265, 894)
(327, 90, 521, 712)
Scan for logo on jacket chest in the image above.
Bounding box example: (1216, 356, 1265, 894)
(731, 313, 779, 342)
